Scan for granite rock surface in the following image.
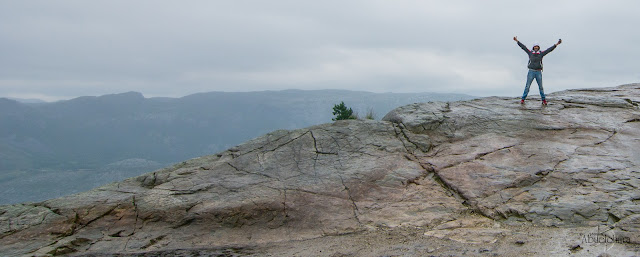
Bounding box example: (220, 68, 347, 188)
(1, 84, 639, 256)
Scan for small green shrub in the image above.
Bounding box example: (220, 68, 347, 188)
(332, 101, 356, 121)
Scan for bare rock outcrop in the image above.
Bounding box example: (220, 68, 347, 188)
(1, 84, 639, 256)
(384, 85, 640, 227)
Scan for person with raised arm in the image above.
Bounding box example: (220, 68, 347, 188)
(514, 36, 562, 105)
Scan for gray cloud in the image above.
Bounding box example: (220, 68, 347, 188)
(0, 0, 638, 100)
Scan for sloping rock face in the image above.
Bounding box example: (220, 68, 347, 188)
(1, 84, 639, 256)
(383, 85, 640, 227)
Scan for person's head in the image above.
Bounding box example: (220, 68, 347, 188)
(532, 43, 540, 52)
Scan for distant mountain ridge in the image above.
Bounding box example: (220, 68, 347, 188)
(4, 97, 47, 104)
(0, 89, 475, 204)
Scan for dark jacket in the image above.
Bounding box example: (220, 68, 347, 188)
(518, 41, 556, 71)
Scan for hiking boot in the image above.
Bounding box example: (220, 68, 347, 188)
(542, 100, 548, 105)
(520, 99, 525, 104)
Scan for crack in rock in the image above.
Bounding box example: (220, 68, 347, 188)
(310, 130, 338, 155)
(227, 162, 275, 179)
(339, 175, 362, 225)
(594, 129, 617, 145)
(123, 196, 140, 251)
(391, 123, 493, 220)
(234, 131, 311, 159)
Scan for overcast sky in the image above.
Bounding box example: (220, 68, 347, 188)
(1, 0, 639, 101)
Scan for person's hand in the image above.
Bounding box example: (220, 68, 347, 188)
(513, 36, 518, 42)
(556, 39, 562, 45)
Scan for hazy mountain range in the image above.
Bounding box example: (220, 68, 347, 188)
(0, 89, 474, 204)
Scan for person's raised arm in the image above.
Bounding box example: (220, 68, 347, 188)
(514, 36, 529, 53)
(542, 39, 562, 56)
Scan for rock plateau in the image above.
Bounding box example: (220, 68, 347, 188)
(2, 84, 640, 256)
